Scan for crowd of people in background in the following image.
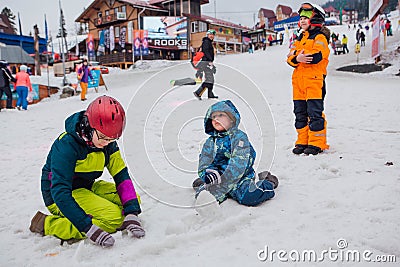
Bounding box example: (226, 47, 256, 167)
(0, 60, 33, 111)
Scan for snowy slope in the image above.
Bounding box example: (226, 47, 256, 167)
(0, 24, 399, 266)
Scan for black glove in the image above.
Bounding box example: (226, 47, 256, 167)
(204, 169, 221, 187)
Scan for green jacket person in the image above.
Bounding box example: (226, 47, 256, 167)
(30, 95, 144, 247)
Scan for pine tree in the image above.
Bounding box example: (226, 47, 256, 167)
(57, 7, 69, 59)
(1, 7, 17, 33)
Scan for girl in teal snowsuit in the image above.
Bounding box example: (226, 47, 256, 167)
(193, 100, 278, 206)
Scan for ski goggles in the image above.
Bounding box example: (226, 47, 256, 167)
(299, 3, 314, 11)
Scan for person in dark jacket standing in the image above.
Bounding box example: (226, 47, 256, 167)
(193, 29, 218, 100)
(0, 60, 17, 110)
(29, 96, 145, 247)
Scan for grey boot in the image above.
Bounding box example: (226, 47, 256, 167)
(258, 171, 279, 189)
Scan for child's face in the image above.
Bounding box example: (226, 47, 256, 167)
(92, 129, 116, 148)
(211, 111, 233, 131)
(299, 16, 311, 30)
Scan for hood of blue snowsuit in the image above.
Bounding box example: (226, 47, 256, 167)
(204, 100, 241, 135)
(41, 111, 140, 233)
(199, 100, 256, 203)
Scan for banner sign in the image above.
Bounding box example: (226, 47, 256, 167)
(371, 16, 380, 58)
(119, 27, 126, 48)
(88, 70, 101, 88)
(143, 16, 188, 50)
(87, 33, 95, 58)
(133, 30, 141, 56)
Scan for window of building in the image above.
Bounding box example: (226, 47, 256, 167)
(191, 21, 198, 33)
(105, 10, 110, 16)
(115, 26, 120, 38)
(199, 21, 207, 32)
(121, 5, 126, 13)
(114, 7, 118, 15)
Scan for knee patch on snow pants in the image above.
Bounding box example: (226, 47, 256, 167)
(229, 179, 275, 206)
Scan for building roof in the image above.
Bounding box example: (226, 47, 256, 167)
(188, 14, 250, 30)
(324, 6, 338, 13)
(259, 8, 276, 19)
(149, 0, 209, 4)
(75, 0, 165, 22)
(121, 0, 164, 9)
(277, 5, 293, 16)
(0, 43, 35, 64)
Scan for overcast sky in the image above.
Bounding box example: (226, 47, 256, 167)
(2, 0, 326, 37)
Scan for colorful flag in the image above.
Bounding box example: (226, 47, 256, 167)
(109, 26, 115, 51)
(119, 27, 126, 49)
(75, 36, 79, 56)
(87, 33, 95, 58)
(142, 30, 149, 56)
(133, 30, 141, 56)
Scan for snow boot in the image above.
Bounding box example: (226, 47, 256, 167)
(208, 94, 218, 99)
(193, 91, 202, 100)
(193, 85, 206, 100)
(29, 211, 47, 236)
(304, 145, 322, 155)
(258, 171, 279, 189)
(292, 144, 307, 155)
(192, 178, 205, 190)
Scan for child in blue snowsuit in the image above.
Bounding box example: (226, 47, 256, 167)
(193, 100, 278, 206)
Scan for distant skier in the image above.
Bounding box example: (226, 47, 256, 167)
(286, 3, 331, 155)
(30, 96, 145, 247)
(193, 29, 218, 100)
(192, 100, 278, 206)
(342, 34, 349, 54)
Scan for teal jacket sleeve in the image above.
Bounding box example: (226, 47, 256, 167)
(49, 135, 93, 232)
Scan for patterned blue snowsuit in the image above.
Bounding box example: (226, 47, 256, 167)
(198, 100, 275, 206)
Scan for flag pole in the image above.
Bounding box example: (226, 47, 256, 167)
(45, 14, 50, 96)
(18, 12, 23, 64)
(59, 0, 67, 86)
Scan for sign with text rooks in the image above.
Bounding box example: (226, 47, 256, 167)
(143, 16, 188, 50)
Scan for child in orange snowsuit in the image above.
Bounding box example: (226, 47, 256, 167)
(286, 3, 331, 155)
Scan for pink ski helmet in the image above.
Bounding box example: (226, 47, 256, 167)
(86, 95, 126, 139)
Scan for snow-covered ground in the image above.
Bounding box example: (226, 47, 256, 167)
(0, 23, 399, 266)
